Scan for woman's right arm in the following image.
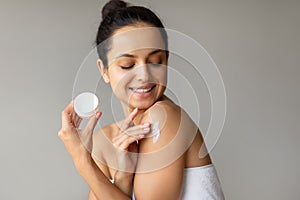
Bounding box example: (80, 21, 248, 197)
(77, 154, 132, 200)
(59, 102, 149, 200)
(88, 154, 135, 200)
(88, 170, 134, 200)
(59, 101, 133, 200)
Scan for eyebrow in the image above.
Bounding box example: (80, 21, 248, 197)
(114, 49, 164, 60)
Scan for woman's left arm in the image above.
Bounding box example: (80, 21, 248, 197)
(134, 154, 186, 199)
(133, 103, 194, 200)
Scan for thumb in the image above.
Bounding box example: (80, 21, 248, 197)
(85, 112, 102, 133)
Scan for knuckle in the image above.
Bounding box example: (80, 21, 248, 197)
(129, 121, 134, 127)
(122, 130, 129, 136)
(113, 143, 122, 150)
(58, 129, 67, 139)
(125, 137, 134, 144)
(119, 129, 127, 136)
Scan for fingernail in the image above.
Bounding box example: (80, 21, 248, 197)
(96, 112, 102, 119)
(144, 127, 150, 131)
(143, 122, 150, 126)
(138, 134, 145, 138)
(133, 108, 138, 113)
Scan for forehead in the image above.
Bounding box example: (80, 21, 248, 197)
(107, 26, 166, 61)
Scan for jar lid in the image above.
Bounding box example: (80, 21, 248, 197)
(74, 92, 99, 118)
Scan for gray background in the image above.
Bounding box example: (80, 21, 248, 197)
(1, 0, 299, 199)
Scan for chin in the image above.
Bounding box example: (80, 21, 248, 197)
(125, 98, 155, 110)
(133, 102, 155, 110)
(123, 89, 165, 110)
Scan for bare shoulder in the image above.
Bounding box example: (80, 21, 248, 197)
(146, 99, 181, 131)
(135, 98, 212, 177)
(138, 98, 198, 154)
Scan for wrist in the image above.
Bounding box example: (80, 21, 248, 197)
(114, 171, 134, 196)
(114, 170, 134, 185)
(74, 146, 93, 173)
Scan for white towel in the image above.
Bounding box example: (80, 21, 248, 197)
(132, 164, 225, 200)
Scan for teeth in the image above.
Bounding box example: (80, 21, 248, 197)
(133, 87, 152, 93)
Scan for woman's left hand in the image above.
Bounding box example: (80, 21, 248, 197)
(112, 108, 150, 174)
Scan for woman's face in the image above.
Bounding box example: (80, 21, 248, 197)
(98, 25, 168, 110)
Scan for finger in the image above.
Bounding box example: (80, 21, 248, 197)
(118, 136, 140, 150)
(120, 108, 138, 130)
(129, 107, 139, 121)
(124, 127, 151, 137)
(112, 129, 143, 143)
(72, 111, 80, 123)
(112, 133, 128, 144)
(125, 123, 151, 136)
(113, 132, 144, 148)
(72, 111, 82, 128)
(79, 112, 102, 152)
(113, 134, 136, 150)
(112, 123, 150, 144)
(75, 117, 82, 128)
(84, 112, 102, 133)
(74, 112, 83, 128)
(62, 101, 75, 130)
(63, 101, 74, 115)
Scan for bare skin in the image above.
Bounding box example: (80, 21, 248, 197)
(60, 100, 155, 199)
(59, 97, 211, 200)
(59, 24, 212, 200)
(89, 95, 212, 199)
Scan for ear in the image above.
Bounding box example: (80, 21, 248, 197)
(97, 59, 110, 83)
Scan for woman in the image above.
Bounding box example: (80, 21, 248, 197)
(58, 0, 225, 199)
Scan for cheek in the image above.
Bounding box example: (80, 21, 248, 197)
(110, 70, 135, 94)
(151, 67, 167, 86)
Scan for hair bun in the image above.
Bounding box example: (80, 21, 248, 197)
(102, 0, 127, 19)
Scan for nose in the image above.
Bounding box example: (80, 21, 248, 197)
(136, 64, 150, 83)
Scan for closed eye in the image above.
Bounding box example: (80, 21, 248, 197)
(149, 62, 162, 67)
(120, 64, 134, 70)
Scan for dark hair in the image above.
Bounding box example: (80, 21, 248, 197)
(96, 0, 168, 68)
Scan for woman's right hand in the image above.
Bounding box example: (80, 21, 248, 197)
(58, 101, 101, 171)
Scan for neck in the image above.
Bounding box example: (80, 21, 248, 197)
(120, 95, 169, 124)
(120, 103, 146, 125)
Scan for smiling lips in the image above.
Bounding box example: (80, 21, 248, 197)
(129, 84, 156, 94)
